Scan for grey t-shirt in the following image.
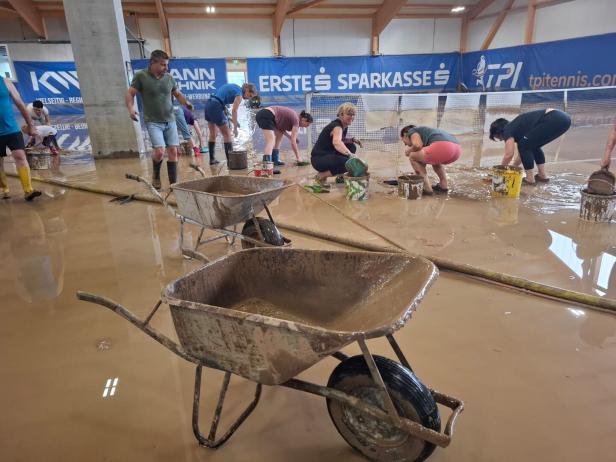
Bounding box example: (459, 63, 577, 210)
(130, 69, 176, 123)
(405, 126, 459, 145)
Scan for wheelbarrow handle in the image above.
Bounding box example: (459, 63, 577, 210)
(76, 291, 199, 364)
(125, 173, 141, 182)
(125, 172, 170, 207)
(189, 163, 208, 178)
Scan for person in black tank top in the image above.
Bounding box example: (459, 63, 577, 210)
(489, 108, 571, 184)
(311, 102, 362, 187)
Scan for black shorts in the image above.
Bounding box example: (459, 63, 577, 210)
(0, 131, 25, 157)
(255, 109, 276, 131)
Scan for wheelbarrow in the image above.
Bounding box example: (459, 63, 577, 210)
(77, 248, 464, 461)
(125, 167, 293, 262)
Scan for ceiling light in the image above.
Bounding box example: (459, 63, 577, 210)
(205, 5, 215, 14)
(451, 6, 466, 13)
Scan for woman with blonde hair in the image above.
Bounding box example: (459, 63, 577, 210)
(310, 102, 363, 188)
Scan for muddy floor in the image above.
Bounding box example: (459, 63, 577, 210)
(1, 138, 615, 461)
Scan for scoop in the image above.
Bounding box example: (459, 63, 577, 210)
(587, 168, 615, 195)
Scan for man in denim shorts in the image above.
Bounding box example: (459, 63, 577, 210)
(125, 50, 193, 189)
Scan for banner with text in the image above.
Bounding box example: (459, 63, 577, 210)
(13, 58, 228, 114)
(247, 54, 460, 96)
(461, 33, 616, 92)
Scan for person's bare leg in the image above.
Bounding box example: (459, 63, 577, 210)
(410, 156, 432, 194)
(207, 122, 219, 164)
(432, 164, 448, 189)
(262, 129, 275, 156)
(536, 163, 548, 180)
(219, 124, 233, 160)
(12, 149, 41, 200)
(524, 169, 535, 183)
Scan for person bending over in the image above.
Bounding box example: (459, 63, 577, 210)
(489, 109, 571, 185)
(400, 125, 461, 195)
(255, 106, 313, 167)
(203, 82, 257, 165)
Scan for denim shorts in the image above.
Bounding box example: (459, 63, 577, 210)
(173, 107, 192, 140)
(146, 121, 180, 148)
(203, 99, 227, 126)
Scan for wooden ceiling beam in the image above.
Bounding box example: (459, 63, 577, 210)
(7, 0, 46, 37)
(481, 0, 514, 50)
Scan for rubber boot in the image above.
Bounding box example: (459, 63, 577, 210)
(272, 149, 285, 166)
(224, 142, 233, 162)
(17, 165, 41, 201)
(167, 161, 178, 185)
(152, 159, 163, 190)
(208, 141, 219, 164)
(0, 171, 10, 199)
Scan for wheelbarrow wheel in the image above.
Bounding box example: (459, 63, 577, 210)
(240, 217, 285, 249)
(326, 355, 440, 462)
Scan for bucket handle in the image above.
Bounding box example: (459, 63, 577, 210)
(76, 291, 199, 364)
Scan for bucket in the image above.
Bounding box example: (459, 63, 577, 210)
(579, 189, 615, 222)
(254, 161, 274, 177)
(492, 165, 523, 198)
(345, 157, 368, 177)
(397, 174, 424, 200)
(26, 151, 52, 170)
(344, 174, 370, 201)
(228, 150, 248, 170)
(587, 168, 615, 195)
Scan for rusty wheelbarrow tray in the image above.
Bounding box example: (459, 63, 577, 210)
(77, 249, 464, 461)
(126, 168, 293, 262)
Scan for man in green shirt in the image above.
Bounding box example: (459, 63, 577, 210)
(125, 50, 193, 189)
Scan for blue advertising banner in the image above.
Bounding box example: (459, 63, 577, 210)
(461, 33, 616, 92)
(131, 58, 227, 101)
(247, 54, 460, 96)
(13, 57, 228, 113)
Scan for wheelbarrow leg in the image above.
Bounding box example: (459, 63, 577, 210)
(386, 334, 413, 373)
(192, 365, 262, 448)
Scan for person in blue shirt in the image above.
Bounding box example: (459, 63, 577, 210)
(203, 83, 257, 165)
(0, 77, 41, 201)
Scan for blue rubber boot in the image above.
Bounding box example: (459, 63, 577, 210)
(272, 149, 285, 166)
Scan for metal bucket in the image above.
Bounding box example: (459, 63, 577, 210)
(26, 151, 52, 170)
(397, 174, 424, 200)
(492, 165, 523, 198)
(228, 150, 248, 170)
(344, 174, 369, 201)
(579, 189, 616, 222)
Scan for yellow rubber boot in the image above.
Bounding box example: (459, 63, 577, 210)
(17, 165, 41, 201)
(0, 171, 9, 199)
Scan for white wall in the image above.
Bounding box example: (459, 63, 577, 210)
(466, 0, 616, 51)
(380, 18, 462, 55)
(535, 0, 615, 43)
(280, 19, 371, 57)
(7, 42, 74, 61)
(167, 18, 272, 57)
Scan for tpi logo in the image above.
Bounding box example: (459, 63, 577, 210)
(472, 55, 523, 91)
(30, 70, 80, 95)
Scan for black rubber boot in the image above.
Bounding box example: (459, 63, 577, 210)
(208, 141, 218, 165)
(167, 161, 178, 184)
